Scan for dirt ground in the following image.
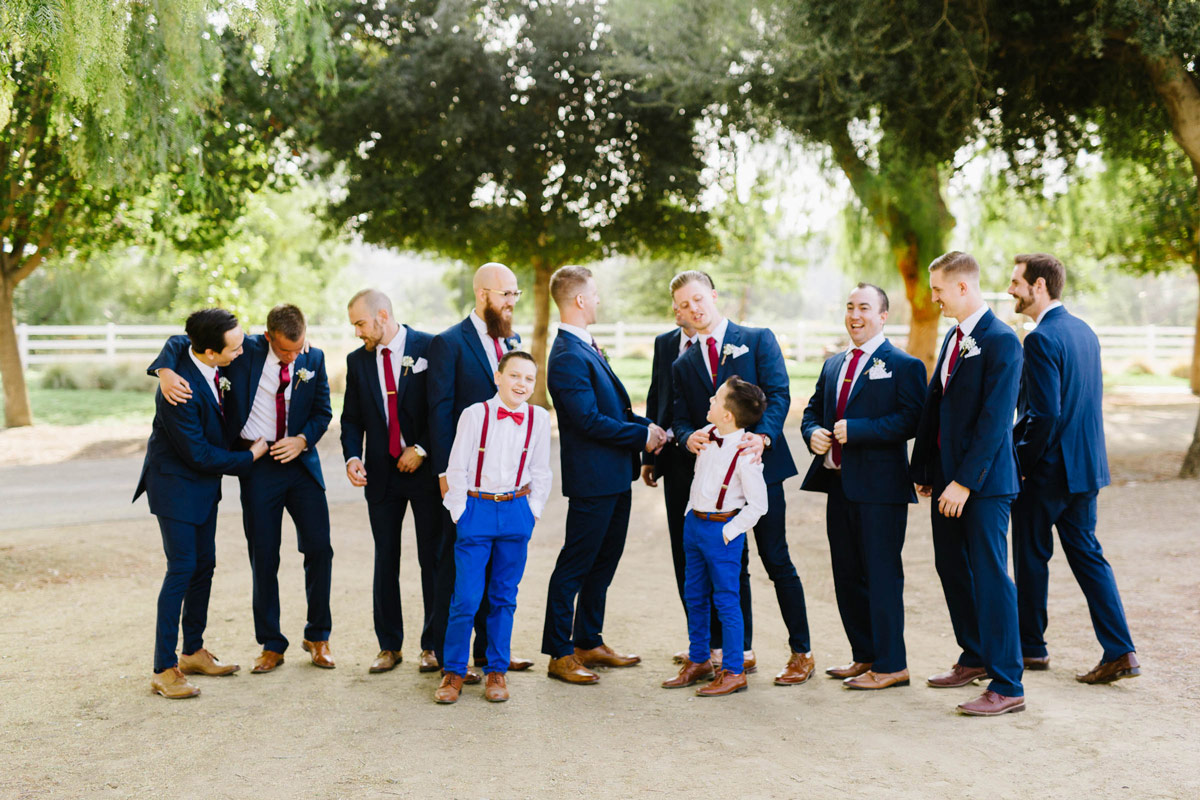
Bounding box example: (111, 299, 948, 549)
(1, 396, 1197, 799)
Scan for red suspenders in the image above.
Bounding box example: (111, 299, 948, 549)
(474, 402, 535, 493)
(715, 441, 743, 511)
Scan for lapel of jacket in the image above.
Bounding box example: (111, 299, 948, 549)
(715, 322, 743, 387)
(179, 355, 222, 418)
(462, 317, 494, 382)
(246, 337, 267, 412)
(845, 339, 891, 411)
(689, 332, 715, 393)
(932, 327, 956, 395)
(825, 350, 847, 424)
(360, 348, 387, 424)
(946, 309, 994, 392)
(394, 326, 416, 411)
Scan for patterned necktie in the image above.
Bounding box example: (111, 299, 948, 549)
(497, 406, 525, 425)
(380, 347, 403, 458)
(275, 362, 289, 441)
(832, 348, 864, 467)
(706, 336, 719, 388)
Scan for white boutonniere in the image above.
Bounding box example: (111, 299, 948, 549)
(960, 334, 981, 359)
(721, 343, 749, 365)
(218, 376, 232, 392)
(867, 357, 893, 380)
(401, 355, 415, 375)
(295, 367, 314, 383)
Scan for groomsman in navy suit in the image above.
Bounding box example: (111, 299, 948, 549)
(1007, 253, 1139, 685)
(670, 270, 815, 685)
(910, 251, 1025, 716)
(801, 283, 925, 690)
(150, 304, 335, 675)
(426, 262, 533, 676)
(542, 265, 668, 684)
(135, 308, 267, 699)
(341, 289, 441, 674)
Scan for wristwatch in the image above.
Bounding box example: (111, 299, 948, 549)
(413, 444, 427, 458)
(761, 434, 772, 449)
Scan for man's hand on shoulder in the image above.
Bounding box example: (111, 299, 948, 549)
(738, 432, 766, 464)
(157, 368, 192, 406)
(686, 429, 710, 455)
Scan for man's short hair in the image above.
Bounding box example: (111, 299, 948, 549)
(549, 265, 593, 309)
(498, 350, 536, 372)
(347, 288, 394, 317)
(185, 308, 239, 354)
(669, 270, 715, 295)
(1014, 252, 1065, 300)
(722, 376, 767, 429)
(854, 282, 889, 313)
(928, 251, 980, 280)
(266, 304, 306, 341)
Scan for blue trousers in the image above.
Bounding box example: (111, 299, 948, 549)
(444, 496, 534, 675)
(825, 474, 908, 673)
(429, 510, 490, 665)
(153, 505, 218, 672)
(240, 459, 333, 653)
(1012, 474, 1134, 662)
(541, 491, 631, 658)
(684, 513, 746, 674)
(931, 469, 1023, 697)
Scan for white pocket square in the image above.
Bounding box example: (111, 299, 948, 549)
(962, 348, 981, 359)
(413, 357, 429, 373)
(867, 367, 893, 380)
(729, 344, 749, 358)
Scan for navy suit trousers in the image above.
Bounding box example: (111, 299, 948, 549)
(752, 481, 810, 654)
(542, 491, 632, 657)
(366, 479, 442, 652)
(1012, 481, 1134, 662)
(825, 473, 908, 673)
(239, 458, 333, 653)
(154, 505, 218, 672)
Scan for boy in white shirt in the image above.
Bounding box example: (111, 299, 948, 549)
(663, 376, 769, 696)
(436, 351, 552, 703)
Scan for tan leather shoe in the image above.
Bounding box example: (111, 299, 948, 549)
(484, 672, 509, 702)
(774, 651, 815, 685)
(178, 648, 240, 676)
(463, 665, 483, 685)
(844, 668, 910, 690)
(825, 660, 872, 679)
(1024, 655, 1051, 670)
(418, 650, 440, 673)
(252, 650, 285, 674)
(672, 649, 690, 664)
(369, 650, 402, 673)
(434, 672, 464, 704)
(151, 666, 201, 699)
(662, 659, 715, 688)
(956, 690, 1026, 716)
(575, 644, 641, 668)
(301, 639, 335, 669)
(696, 669, 748, 697)
(1076, 652, 1140, 684)
(742, 650, 757, 675)
(927, 663, 988, 688)
(508, 656, 534, 671)
(547, 654, 600, 684)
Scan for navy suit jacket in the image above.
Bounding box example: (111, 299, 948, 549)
(643, 327, 694, 479)
(547, 330, 651, 498)
(340, 326, 436, 502)
(910, 309, 1022, 497)
(148, 334, 332, 489)
(671, 321, 798, 486)
(427, 317, 521, 476)
(134, 354, 255, 524)
(1014, 306, 1110, 493)
(800, 339, 925, 505)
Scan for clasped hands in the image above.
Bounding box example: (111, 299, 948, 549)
(807, 420, 849, 455)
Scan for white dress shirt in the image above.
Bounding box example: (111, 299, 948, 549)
(443, 397, 553, 523)
(685, 425, 769, 543)
(823, 331, 887, 470)
(188, 349, 222, 405)
(470, 310, 506, 372)
(678, 329, 698, 356)
(940, 303, 988, 388)
(698, 317, 730, 380)
(239, 346, 292, 441)
(1035, 300, 1063, 324)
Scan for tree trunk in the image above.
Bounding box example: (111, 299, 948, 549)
(894, 236, 941, 379)
(1179, 260, 1200, 479)
(529, 255, 555, 408)
(0, 275, 33, 427)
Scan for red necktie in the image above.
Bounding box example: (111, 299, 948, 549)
(938, 328, 965, 449)
(213, 368, 224, 414)
(684, 338, 693, 351)
(831, 348, 864, 467)
(497, 406, 525, 425)
(706, 337, 719, 389)
(591, 338, 604, 358)
(275, 362, 289, 441)
(492, 337, 504, 363)
(380, 347, 403, 458)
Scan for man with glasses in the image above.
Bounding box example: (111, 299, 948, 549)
(426, 262, 534, 678)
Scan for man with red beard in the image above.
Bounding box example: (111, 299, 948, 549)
(425, 263, 534, 678)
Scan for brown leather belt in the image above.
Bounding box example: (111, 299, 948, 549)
(468, 484, 532, 503)
(692, 509, 736, 523)
(235, 438, 275, 451)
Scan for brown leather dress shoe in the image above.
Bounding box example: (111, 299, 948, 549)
(927, 663, 988, 688)
(484, 672, 509, 702)
(370, 650, 402, 673)
(774, 652, 815, 685)
(844, 668, 910, 690)
(662, 659, 715, 688)
(547, 654, 600, 684)
(672, 649, 690, 664)
(957, 690, 1026, 716)
(826, 661, 872, 679)
(463, 665, 483, 685)
(418, 650, 439, 673)
(435, 672, 464, 704)
(575, 644, 641, 668)
(696, 669, 748, 697)
(742, 650, 758, 675)
(1076, 652, 1140, 684)
(1024, 655, 1051, 670)
(252, 650, 285, 674)
(301, 640, 335, 669)
(151, 666, 201, 699)
(178, 648, 240, 676)
(508, 656, 534, 671)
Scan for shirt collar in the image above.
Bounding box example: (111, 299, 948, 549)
(557, 323, 592, 344)
(378, 326, 405, 356)
(469, 310, 489, 337)
(188, 348, 218, 383)
(265, 345, 281, 370)
(956, 304, 989, 338)
(846, 332, 886, 358)
(704, 317, 729, 346)
(1036, 300, 1063, 324)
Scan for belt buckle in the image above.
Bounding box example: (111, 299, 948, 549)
(493, 493, 502, 502)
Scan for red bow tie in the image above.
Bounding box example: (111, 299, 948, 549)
(708, 429, 723, 446)
(497, 407, 525, 425)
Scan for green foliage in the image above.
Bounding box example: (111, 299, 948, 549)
(39, 362, 148, 392)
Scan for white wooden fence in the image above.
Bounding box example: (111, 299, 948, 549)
(12, 320, 1195, 367)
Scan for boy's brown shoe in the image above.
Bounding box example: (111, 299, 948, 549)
(662, 659, 715, 688)
(484, 672, 509, 702)
(696, 670, 748, 697)
(435, 672, 464, 704)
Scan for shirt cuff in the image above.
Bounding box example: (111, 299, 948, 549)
(346, 456, 362, 465)
(413, 444, 427, 458)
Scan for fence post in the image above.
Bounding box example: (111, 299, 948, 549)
(16, 323, 29, 368)
(105, 322, 117, 360)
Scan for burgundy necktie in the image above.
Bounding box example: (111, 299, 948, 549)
(706, 337, 719, 388)
(684, 337, 694, 351)
(492, 337, 504, 363)
(938, 328, 965, 449)
(497, 406, 525, 425)
(275, 362, 289, 441)
(380, 347, 403, 458)
(213, 368, 224, 414)
(591, 338, 604, 358)
(832, 348, 864, 467)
